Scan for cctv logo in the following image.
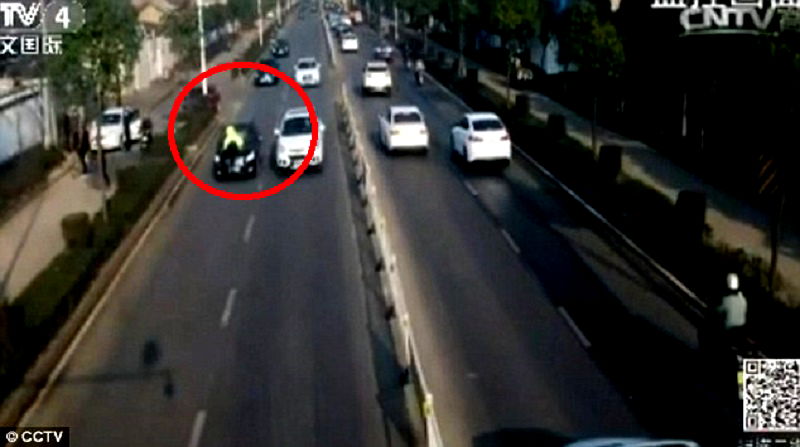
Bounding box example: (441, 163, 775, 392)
(3, 428, 69, 445)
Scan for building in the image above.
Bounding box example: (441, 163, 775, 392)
(126, 0, 183, 94)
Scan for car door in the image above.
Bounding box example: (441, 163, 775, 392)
(129, 109, 142, 140)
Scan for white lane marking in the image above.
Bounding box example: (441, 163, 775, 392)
(243, 214, 255, 243)
(463, 179, 478, 197)
(187, 410, 207, 447)
(499, 228, 520, 255)
(558, 306, 592, 349)
(220, 288, 237, 328)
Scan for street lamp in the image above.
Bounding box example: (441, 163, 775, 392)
(197, 0, 208, 95)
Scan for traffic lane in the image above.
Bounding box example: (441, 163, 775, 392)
(22, 141, 258, 446)
(347, 27, 708, 439)
(353, 25, 708, 438)
(344, 28, 644, 445)
(192, 16, 390, 447)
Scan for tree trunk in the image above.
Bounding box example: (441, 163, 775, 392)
(116, 72, 122, 107)
(769, 191, 786, 292)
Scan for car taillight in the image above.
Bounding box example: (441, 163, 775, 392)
(390, 128, 400, 136)
(500, 134, 510, 141)
(468, 135, 483, 142)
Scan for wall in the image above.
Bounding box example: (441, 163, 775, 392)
(0, 89, 45, 164)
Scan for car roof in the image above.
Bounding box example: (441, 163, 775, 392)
(297, 57, 317, 64)
(467, 112, 501, 122)
(102, 107, 128, 115)
(274, 38, 288, 44)
(366, 60, 388, 68)
(390, 105, 422, 114)
(283, 107, 310, 119)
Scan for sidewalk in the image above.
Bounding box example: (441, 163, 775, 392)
(420, 36, 800, 302)
(0, 25, 265, 302)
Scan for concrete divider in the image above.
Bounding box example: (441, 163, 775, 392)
(337, 83, 443, 447)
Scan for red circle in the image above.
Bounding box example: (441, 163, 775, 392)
(168, 61, 320, 200)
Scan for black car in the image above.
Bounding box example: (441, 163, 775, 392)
(254, 58, 281, 86)
(271, 38, 290, 58)
(213, 123, 262, 180)
(373, 44, 393, 63)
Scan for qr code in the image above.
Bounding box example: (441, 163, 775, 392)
(744, 359, 800, 432)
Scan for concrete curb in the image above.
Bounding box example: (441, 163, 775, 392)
(0, 119, 221, 427)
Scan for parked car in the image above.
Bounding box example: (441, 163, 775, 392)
(340, 32, 358, 52)
(274, 107, 325, 171)
(254, 58, 281, 86)
(181, 84, 221, 114)
(213, 123, 262, 180)
(271, 38, 290, 58)
(89, 106, 143, 151)
(378, 105, 429, 153)
(564, 438, 700, 447)
(293, 57, 321, 87)
(362, 60, 392, 96)
(450, 112, 511, 165)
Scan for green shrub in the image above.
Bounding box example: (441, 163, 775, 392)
(61, 212, 92, 249)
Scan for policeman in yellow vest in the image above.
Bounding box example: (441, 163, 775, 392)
(223, 125, 244, 151)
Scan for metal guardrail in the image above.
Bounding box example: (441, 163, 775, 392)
(337, 83, 444, 447)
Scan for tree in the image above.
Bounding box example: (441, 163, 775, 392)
(556, 0, 624, 152)
(229, 0, 259, 27)
(164, 8, 200, 69)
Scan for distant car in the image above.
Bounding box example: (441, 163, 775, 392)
(89, 106, 143, 151)
(333, 22, 352, 37)
(564, 438, 700, 447)
(340, 32, 358, 52)
(362, 60, 392, 96)
(378, 105, 429, 153)
(293, 57, 321, 87)
(254, 58, 281, 86)
(274, 107, 326, 171)
(213, 123, 262, 180)
(450, 112, 511, 165)
(373, 43, 393, 62)
(271, 38, 290, 58)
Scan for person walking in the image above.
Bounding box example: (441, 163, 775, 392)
(78, 127, 90, 174)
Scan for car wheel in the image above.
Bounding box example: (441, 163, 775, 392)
(463, 145, 470, 163)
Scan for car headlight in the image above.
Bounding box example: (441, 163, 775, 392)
(214, 155, 221, 163)
(245, 152, 256, 162)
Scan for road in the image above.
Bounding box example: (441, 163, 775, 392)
(15, 4, 722, 447)
(338, 20, 718, 447)
(20, 7, 404, 447)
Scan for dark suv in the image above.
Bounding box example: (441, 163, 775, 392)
(212, 123, 262, 180)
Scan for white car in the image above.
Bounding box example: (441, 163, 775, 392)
(89, 107, 143, 151)
(340, 32, 358, 52)
(362, 60, 392, 96)
(293, 57, 321, 87)
(378, 105, 428, 153)
(450, 112, 512, 164)
(274, 107, 325, 171)
(565, 438, 700, 447)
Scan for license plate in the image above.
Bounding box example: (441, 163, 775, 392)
(292, 160, 302, 169)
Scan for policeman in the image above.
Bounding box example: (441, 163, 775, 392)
(717, 273, 748, 341)
(223, 125, 244, 151)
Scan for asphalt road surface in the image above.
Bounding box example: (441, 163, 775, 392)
(20, 7, 402, 447)
(338, 20, 719, 447)
(17, 5, 723, 447)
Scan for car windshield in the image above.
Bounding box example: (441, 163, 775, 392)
(472, 119, 504, 131)
(298, 61, 315, 69)
(393, 112, 422, 124)
(100, 113, 121, 125)
(282, 117, 312, 136)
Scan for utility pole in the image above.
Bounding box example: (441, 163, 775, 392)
(257, 0, 264, 46)
(40, 0, 54, 149)
(277, 0, 282, 27)
(393, 0, 398, 41)
(197, 0, 208, 95)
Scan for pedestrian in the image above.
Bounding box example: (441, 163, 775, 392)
(78, 127, 90, 174)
